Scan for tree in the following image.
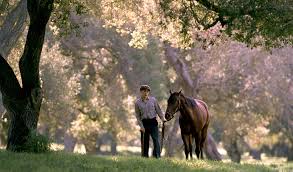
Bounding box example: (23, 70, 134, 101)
(60, 16, 170, 154)
(159, 0, 293, 48)
(0, 0, 54, 151)
(163, 40, 292, 162)
(0, 0, 28, 139)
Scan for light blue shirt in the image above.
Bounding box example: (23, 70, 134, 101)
(134, 96, 164, 129)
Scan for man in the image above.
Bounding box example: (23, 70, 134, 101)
(134, 85, 166, 158)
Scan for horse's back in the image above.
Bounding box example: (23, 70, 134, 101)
(194, 99, 210, 127)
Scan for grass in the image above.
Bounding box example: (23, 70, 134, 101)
(0, 150, 291, 172)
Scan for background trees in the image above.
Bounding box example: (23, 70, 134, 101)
(0, 0, 292, 163)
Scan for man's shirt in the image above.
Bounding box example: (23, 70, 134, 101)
(134, 96, 164, 129)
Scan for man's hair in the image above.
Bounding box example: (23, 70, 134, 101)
(140, 85, 151, 91)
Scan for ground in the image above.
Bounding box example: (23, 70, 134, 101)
(0, 150, 292, 172)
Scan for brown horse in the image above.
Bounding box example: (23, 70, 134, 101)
(165, 90, 210, 160)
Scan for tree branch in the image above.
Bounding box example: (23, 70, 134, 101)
(196, 0, 244, 27)
(163, 42, 194, 89)
(197, 0, 221, 14)
(0, 54, 22, 99)
(19, 0, 54, 93)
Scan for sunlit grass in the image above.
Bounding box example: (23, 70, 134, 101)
(0, 150, 287, 172)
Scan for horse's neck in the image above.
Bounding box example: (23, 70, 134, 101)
(179, 96, 192, 119)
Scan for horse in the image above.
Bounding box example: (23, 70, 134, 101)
(165, 90, 210, 160)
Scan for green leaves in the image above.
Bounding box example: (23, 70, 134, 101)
(22, 130, 51, 153)
(159, 0, 293, 48)
(50, 0, 88, 37)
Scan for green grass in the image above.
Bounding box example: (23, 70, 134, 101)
(0, 151, 289, 172)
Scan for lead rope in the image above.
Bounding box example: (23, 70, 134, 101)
(161, 97, 181, 154)
(160, 121, 165, 153)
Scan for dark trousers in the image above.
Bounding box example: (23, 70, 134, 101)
(142, 118, 161, 158)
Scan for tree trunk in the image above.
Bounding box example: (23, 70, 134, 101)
(0, 111, 9, 145)
(5, 96, 40, 151)
(163, 42, 222, 160)
(0, 0, 53, 152)
(288, 146, 293, 161)
(0, 0, 28, 124)
(64, 131, 76, 152)
(225, 138, 241, 163)
(0, 95, 4, 115)
(111, 138, 117, 155)
(84, 140, 97, 155)
(109, 132, 118, 155)
(204, 134, 222, 160)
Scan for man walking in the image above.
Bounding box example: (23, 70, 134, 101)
(134, 85, 166, 158)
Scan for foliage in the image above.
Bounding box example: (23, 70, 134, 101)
(20, 131, 51, 153)
(159, 0, 293, 48)
(162, 40, 292, 161)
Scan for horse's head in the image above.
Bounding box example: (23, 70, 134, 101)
(165, 90, 182, 121)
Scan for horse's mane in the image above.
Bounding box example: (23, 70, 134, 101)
(182, 96, 197, 108)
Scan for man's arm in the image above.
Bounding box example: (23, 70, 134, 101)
(154, 98, 166, 121)
(135, 102, 144, 130)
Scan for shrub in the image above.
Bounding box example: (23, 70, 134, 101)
(21, 130, 51, 153)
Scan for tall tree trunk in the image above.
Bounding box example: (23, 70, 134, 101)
(288, 147, 293, 161)
(224, 137, 241, 163)
(204, 134, 222, 160)
(110, 133, 118, 155)
(163, 42, 222, 160)
(0, 0, 53, 152)
(63, 111, 78, 152)
(64, 131, 76, 152)
(0, 0, 28, 127)
(279, 104, 293, 161)
(84, 137, 97, 155)
(0, 95, 4, 115)
(0, 110, 9, 145)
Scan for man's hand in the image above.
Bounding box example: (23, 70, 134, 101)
(140, 127, 145, 133)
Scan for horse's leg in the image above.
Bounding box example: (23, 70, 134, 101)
(189, 134, 193, 160)
(200, 125, 208, 159)
(200, 143, 204, 159)
(181, 133, 190, 160)
(194, 132, 201, 159)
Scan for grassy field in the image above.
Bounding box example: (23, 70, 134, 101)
(0, 151, 292, 172)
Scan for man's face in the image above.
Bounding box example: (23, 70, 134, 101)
(140, 89, 150, 99)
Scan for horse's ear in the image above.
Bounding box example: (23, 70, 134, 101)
(169, 90, 172, 94)
(178, 89, 182, 94)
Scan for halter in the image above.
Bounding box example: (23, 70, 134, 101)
(174, 97, 181, 113)
(166, 95, 182, 121)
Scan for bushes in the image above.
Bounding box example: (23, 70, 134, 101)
(20, 130, 51, 153)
